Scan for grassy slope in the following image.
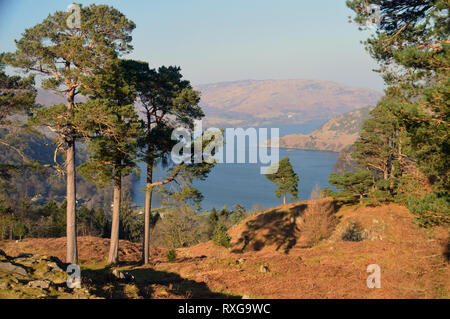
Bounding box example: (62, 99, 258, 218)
(1, 201, 449, 299)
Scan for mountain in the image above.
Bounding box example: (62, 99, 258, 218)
(35, 79, 382, 129)
(262, 106, 373, 152)
(195, 79, 382, 127)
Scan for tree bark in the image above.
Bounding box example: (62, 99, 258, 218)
(108, 171, 122, 264)
(283, 193, 286, 205)
(66, 82, 78, 264)
(66, 138, 78, 264)
(142, 156, 154, 265)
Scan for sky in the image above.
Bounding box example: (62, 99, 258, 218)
(0, 0, 385, 91)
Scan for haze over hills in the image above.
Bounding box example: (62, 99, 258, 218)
(35, 79, 382, 128)
(196, 79, 382, 127)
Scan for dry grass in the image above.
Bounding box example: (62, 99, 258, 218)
(299, 200, 338, 247)
(298, 187, 338, 247)
(1, 202, 449, 299)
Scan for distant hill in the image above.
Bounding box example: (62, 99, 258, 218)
(262, 106, 373, 152)
(36, 80, 382, 128)
(196, 79, 382, 127)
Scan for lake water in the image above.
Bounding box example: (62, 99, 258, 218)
(131, 121, 338, 211)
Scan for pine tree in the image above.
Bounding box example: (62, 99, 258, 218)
(2, 4, 135, 263)
(78, 58, 141, 264)
(351, 100, 412, 201)
(126, 63, 211, 264)
(265, 157, 299, 205)
(326, 170, 374, 202)
(347, 0, 449, 225)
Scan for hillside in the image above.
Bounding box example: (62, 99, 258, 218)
(1, 201, 448, 299)
(196, 80, 382, 127)
(263, 106, 373, 152)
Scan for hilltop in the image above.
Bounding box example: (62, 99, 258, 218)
(263, 106, 373, 152)
(196, 79, 382, 127)
(1, 200, 448, 299)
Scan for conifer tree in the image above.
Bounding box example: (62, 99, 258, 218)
(78, 59, 141, 264)
(265, 157, 299, 205)
(347, 0, 449, 225)
(3, 4, 135, 263)
(126, 63, 210, 264)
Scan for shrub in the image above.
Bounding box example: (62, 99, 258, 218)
(406, 193, 450, 228)
(230, 204, 246, 224)
(152, 208, 201, 248)
(166, 249, 177, 262)
(301, 193, 337, 247)
(212, 223, 231, 248)
(342, 220, 366, 242)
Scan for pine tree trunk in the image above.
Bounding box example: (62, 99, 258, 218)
(283, 193, 286, 205)
(142, 157, 154, 264)
(66, 138, 78, 264)
(108, 172, 122, 264)
(66, 81, 78, 264)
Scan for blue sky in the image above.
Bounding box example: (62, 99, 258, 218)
(0, 0, 384, 91)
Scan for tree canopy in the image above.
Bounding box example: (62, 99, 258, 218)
(341, 0, 450, 226)
(265, 157, 299, 205)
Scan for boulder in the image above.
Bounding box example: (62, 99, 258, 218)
(27, 280, 51, 289)
(47, 261, 64, 273)
(0, 261, 28, 276)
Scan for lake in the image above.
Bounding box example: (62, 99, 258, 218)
(131, 121, 338, 211)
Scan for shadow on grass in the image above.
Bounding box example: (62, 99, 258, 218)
(129, 268, 240, 299)
(231, 200, 341, 254)
(231, 203, 308, 254)
(81, 266, 239, 299)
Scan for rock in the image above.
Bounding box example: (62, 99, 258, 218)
(112, 269, 134, 282)
(242, 294, 251, 299)
(16, 253, 34, 258)
(28, 280, 51, 289)
(259, 265, 269, 273)
(112, 269, 126, 279)
(0, 249, 6, 258)
(47, 261, 64, 272)
(0, 281, 8, 289)
(0, 261, 28, 276)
